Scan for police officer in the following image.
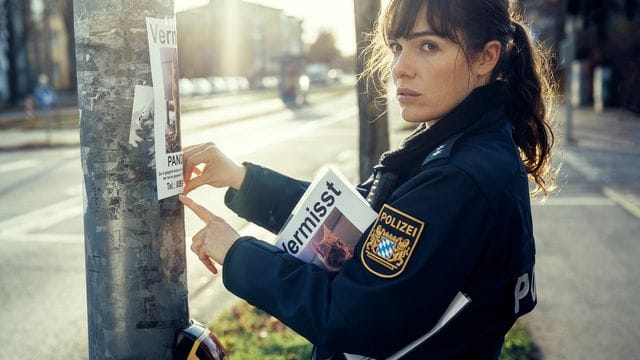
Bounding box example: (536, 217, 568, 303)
(180, 0, 556, 358)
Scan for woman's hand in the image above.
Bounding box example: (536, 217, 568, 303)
(179, 195, 240, 274)
(182, 142, 247, 194)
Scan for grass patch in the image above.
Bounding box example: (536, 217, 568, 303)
(500, 320, 541, 360)
(210, 302, 312, 360)
(211, 302, 539, 359)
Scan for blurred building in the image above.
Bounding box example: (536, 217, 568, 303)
(1, 0, 302, 107)
(524, 0, 640, 112)
(0, 0, 74, 107)
(176, 0, 303, 81)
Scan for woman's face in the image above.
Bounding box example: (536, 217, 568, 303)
(389, 12, 484, 126)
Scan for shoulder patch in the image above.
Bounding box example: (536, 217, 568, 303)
(360, 204, 425, 278)
(422, 133, 464, 166)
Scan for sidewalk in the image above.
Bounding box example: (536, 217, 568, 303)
(564, 106, 640, 154)
(526, 105, 640, 359)
(0, 105, 80, 150)
(560, 106, 640, 208)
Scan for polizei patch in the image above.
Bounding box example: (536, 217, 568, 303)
(361, 204, 425, 278)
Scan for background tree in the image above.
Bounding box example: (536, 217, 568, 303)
(524, 0, 640, 112)
(333, 53, 356, 73)
(56, 0, 76, 90)
(3, 0, 32, 104)
(308, 31, 341, 65)
(354, 0, 388, 181)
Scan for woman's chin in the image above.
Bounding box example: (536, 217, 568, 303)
(401, 112, 429, 125)
(401, 109, 440, 126)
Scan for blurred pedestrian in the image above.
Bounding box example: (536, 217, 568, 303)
(33, 74, 56, 142)
(23, 95, 35, 127)
(179, 0, 557, 358)
(33, 74, 56, 110)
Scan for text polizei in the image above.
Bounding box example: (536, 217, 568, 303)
(514, 269, 536, 315)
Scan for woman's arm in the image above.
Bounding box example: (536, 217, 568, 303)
(222, 164, 494, 358)
(224, 163, 310, 234)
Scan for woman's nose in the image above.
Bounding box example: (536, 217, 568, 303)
(392, 51, 416, 80)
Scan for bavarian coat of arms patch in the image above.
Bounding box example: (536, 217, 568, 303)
(361, 204, 425, 278)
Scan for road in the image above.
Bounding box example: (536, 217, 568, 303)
(0, 90, 373, 359)
(1, 90, 639, 359)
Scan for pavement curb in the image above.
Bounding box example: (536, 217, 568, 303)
(602, 186, 640, 220)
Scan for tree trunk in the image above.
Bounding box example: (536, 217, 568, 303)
(6, 0, 29, 104)
(60, 0, 77, 90)
(354, 0, 389, 182)
(74, 1, 188, 358)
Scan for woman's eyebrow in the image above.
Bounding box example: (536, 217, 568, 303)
(387, 31, 441, 43)
(406, 30, 441, 39)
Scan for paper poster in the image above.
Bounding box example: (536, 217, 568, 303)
(146, 17, 183, 199)
(129, 85, 154, 148)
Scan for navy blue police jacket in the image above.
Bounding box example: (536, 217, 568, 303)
(221, 85, 537, 359)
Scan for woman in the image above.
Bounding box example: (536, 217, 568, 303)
(180, 0, 556, 358)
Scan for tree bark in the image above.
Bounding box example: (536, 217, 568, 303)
(74, 1, 188, 358)
(60, 0, 77, 90)
(354, 0, 389, 182)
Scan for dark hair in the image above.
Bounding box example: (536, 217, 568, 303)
(362, 0, 558, 196)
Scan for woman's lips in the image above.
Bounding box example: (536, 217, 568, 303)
(397, 87, 421, 104)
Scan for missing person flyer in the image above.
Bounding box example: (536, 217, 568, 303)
(275, 166, 377, 271)
(146, 17, 183, 200)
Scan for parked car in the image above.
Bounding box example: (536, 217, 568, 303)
(223, 77, 240, 93)
(207, 77, 227, 94)
(305, 63, 331, 86)
(178, 78, 195, 97)
(255, 76, 279, 90)
(221, 76, 250, 93)
(236, 77, 250, 91)
(190, 78, 214, 96)
(327, 69, 344, 84)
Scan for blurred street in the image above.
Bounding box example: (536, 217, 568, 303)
(0, 0, 638, 358)
(0, 88, 371, 359)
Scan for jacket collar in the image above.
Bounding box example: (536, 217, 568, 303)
(376, 82, 510, 180)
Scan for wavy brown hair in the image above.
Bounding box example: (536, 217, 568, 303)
(361, 0, 558, 196)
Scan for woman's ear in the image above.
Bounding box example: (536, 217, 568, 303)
(473, 40, 502, 77)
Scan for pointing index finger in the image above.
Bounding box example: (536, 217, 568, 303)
(179, 195, 215, 223)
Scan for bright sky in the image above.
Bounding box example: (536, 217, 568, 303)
(176, 0, 359, 55)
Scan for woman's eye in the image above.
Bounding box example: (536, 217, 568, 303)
(389, 43, 402, 53)
(421, 42, 438, 52)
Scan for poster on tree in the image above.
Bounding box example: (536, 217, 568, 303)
(146, 17, 183, 200)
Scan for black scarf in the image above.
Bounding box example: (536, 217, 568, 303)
(378, 82, 510, 182)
